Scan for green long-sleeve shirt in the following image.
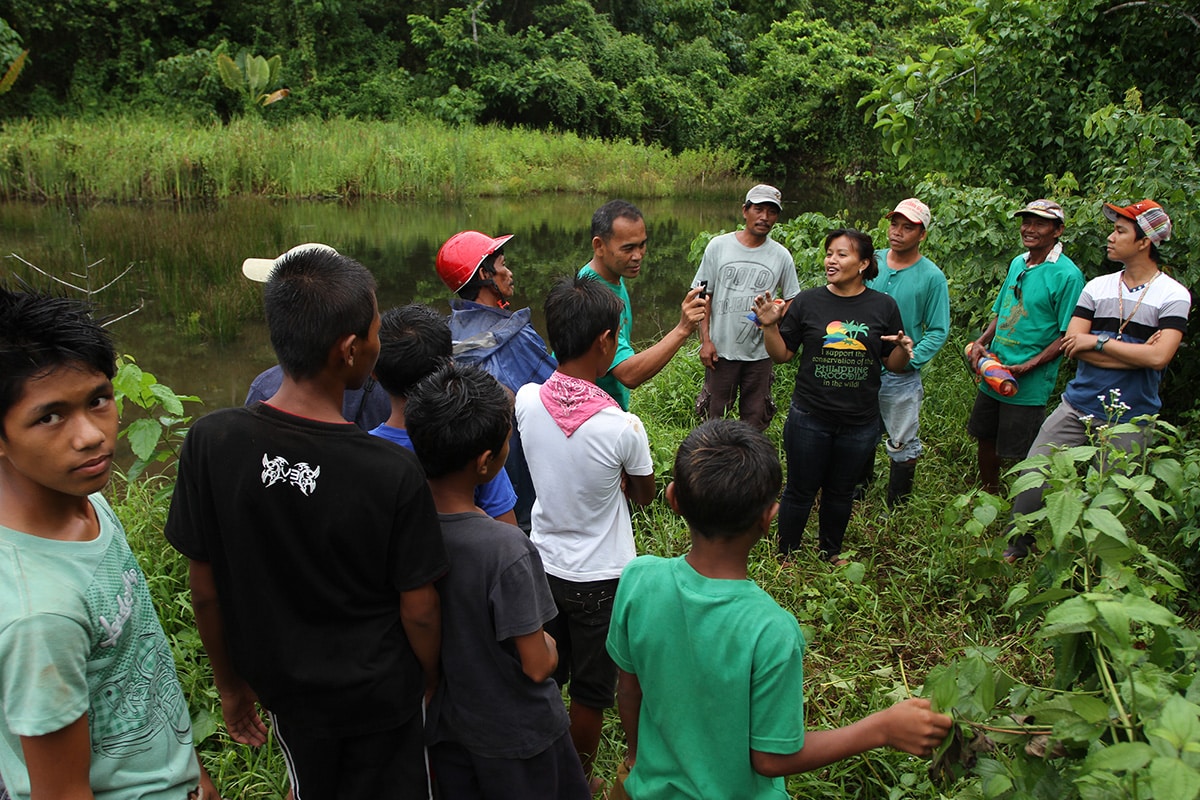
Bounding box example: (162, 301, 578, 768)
(867, 250, 951, 371)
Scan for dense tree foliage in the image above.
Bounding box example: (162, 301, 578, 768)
(3, 0, 1198, 179)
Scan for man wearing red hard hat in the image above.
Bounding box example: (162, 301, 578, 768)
(436, 230, 557, 532)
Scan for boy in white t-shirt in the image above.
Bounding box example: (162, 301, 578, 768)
(515, 275, 655, 790)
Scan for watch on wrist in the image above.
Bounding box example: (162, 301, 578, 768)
(1094, 334, 1111, 351)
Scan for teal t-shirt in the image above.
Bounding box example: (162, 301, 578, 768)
(0, 494, 199, 800)
(606, 555, 806, 800)
(579, 263, 635, 410)
(985, 246, 1085, 406)
(868, 251, 951, 371)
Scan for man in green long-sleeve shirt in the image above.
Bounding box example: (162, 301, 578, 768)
(864, 198, 950, 506)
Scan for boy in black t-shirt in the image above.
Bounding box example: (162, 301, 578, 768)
(406, 363, 590, 800)
(166, 247, 447, 799)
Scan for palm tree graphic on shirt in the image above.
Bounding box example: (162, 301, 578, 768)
(823, 320, 868, 350)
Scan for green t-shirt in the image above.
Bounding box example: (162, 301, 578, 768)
(579, 263, 635, 410)
(0, 495, 199, 800)
(607, 555, 806, 800)
(985, 246, 1085, 406)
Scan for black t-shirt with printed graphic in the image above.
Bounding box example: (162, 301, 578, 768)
(166, 403, 447, 734)
(778, 286, 903, 425)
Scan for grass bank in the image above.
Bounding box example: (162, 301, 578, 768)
(112, 339, 1199, 798)
(0, 114, 744, 202)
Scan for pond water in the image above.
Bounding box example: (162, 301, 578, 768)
(1, 188, 873, 412)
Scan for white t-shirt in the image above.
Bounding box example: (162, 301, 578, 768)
(515, 383, 654, 581)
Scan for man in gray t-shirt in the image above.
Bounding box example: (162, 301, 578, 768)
(691, 184, 801, 430)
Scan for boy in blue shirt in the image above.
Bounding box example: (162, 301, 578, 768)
(406, 363, 590, 799)
(370, 304, 518, 524)
(0, 289, 212, 800)
(606, 419, 953, 799)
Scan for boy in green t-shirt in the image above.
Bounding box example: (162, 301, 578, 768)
(0, 288, 214, 800)
(606, 419, 952, 799)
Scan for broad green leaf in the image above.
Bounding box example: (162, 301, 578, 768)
(1046, 490, 1084, 542)
(1151, 458, 1183, 494)
(1082, 508, 1128, 543)
(1147, 756, 1200, 800)
(1094, 600, 1130, 648)
(1121, 595, 1181, 627)
(148, 383, 185, 416)
(247, 55, 270, 97)
(191, 707, 220, 743)
(1040, 596, 1097, 636)
(266, 54, 282, 87)
(125, 418, 162, 461)
(1069, 694, 1112, 725)
(1081, 741, 1153, 773)
(216, 53, 243, 93)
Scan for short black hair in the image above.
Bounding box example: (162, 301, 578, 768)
(545, 275, 623, 363)
(406, 363, 512, 479)
(825, 228, 878, 281)
(591, 199, 644, 240)
(673, 419, 782, 540)
(374, 305, 451, 398)
(0, 287, 116, 438)
(263, 247, 377, 381)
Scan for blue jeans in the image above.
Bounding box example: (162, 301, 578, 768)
(878, 370, 924, 462)
(779, 405, 879, 559)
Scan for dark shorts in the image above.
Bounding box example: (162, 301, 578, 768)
(429, 731, 590, 800)
(966, 392, 1048, 460)
(545, 575, 619, 710)
(272, 709, 430, 800)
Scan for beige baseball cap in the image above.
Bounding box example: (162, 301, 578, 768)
(242, 242, 339, 282)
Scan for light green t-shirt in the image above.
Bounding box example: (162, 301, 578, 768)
(0, 494, 199, 800)
(868, 251, 951, 371)
(579, 263, 635, 410)
(985, 246, 1085, 406)
(607, 555, 806, 800)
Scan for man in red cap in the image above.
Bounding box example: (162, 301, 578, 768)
(1002, 199, 1190, 560)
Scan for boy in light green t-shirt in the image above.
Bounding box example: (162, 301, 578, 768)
(0, 288, 213, 800)
(606, 419, 952, 799)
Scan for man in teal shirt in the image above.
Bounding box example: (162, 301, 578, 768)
(967, 199, 1085, 494)
(578, 200, 707, 410)
(865, 198, 950, 506)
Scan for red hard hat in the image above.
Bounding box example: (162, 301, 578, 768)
(436, 231, 514, 292)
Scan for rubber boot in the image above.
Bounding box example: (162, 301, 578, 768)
(886, 459, 917, 508)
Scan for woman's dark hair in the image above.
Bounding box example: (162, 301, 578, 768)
(824, 228, 878, 281)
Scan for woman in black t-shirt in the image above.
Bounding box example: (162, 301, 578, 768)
(753, 229, 913, 565)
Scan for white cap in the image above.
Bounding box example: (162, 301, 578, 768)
(886, 198, 931, 228)
(242, 243, 339, 283)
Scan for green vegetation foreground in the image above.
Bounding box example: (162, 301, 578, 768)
(114, 342, 1200, 799)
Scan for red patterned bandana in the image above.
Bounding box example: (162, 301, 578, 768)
(538, 371, 618, 437)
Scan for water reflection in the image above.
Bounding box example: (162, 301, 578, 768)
(1, 192, 869, 411)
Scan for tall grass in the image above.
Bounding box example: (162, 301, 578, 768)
(110, 337, 1196, 798)
(0, 115, 744, 202)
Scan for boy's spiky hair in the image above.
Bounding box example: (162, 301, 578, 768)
(673, 419, 781, 540)
(0, 287, 116, 437)
(373, 304, 452, 398)
(263, 247, 377, 380)
(405, 362, 512, 479)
